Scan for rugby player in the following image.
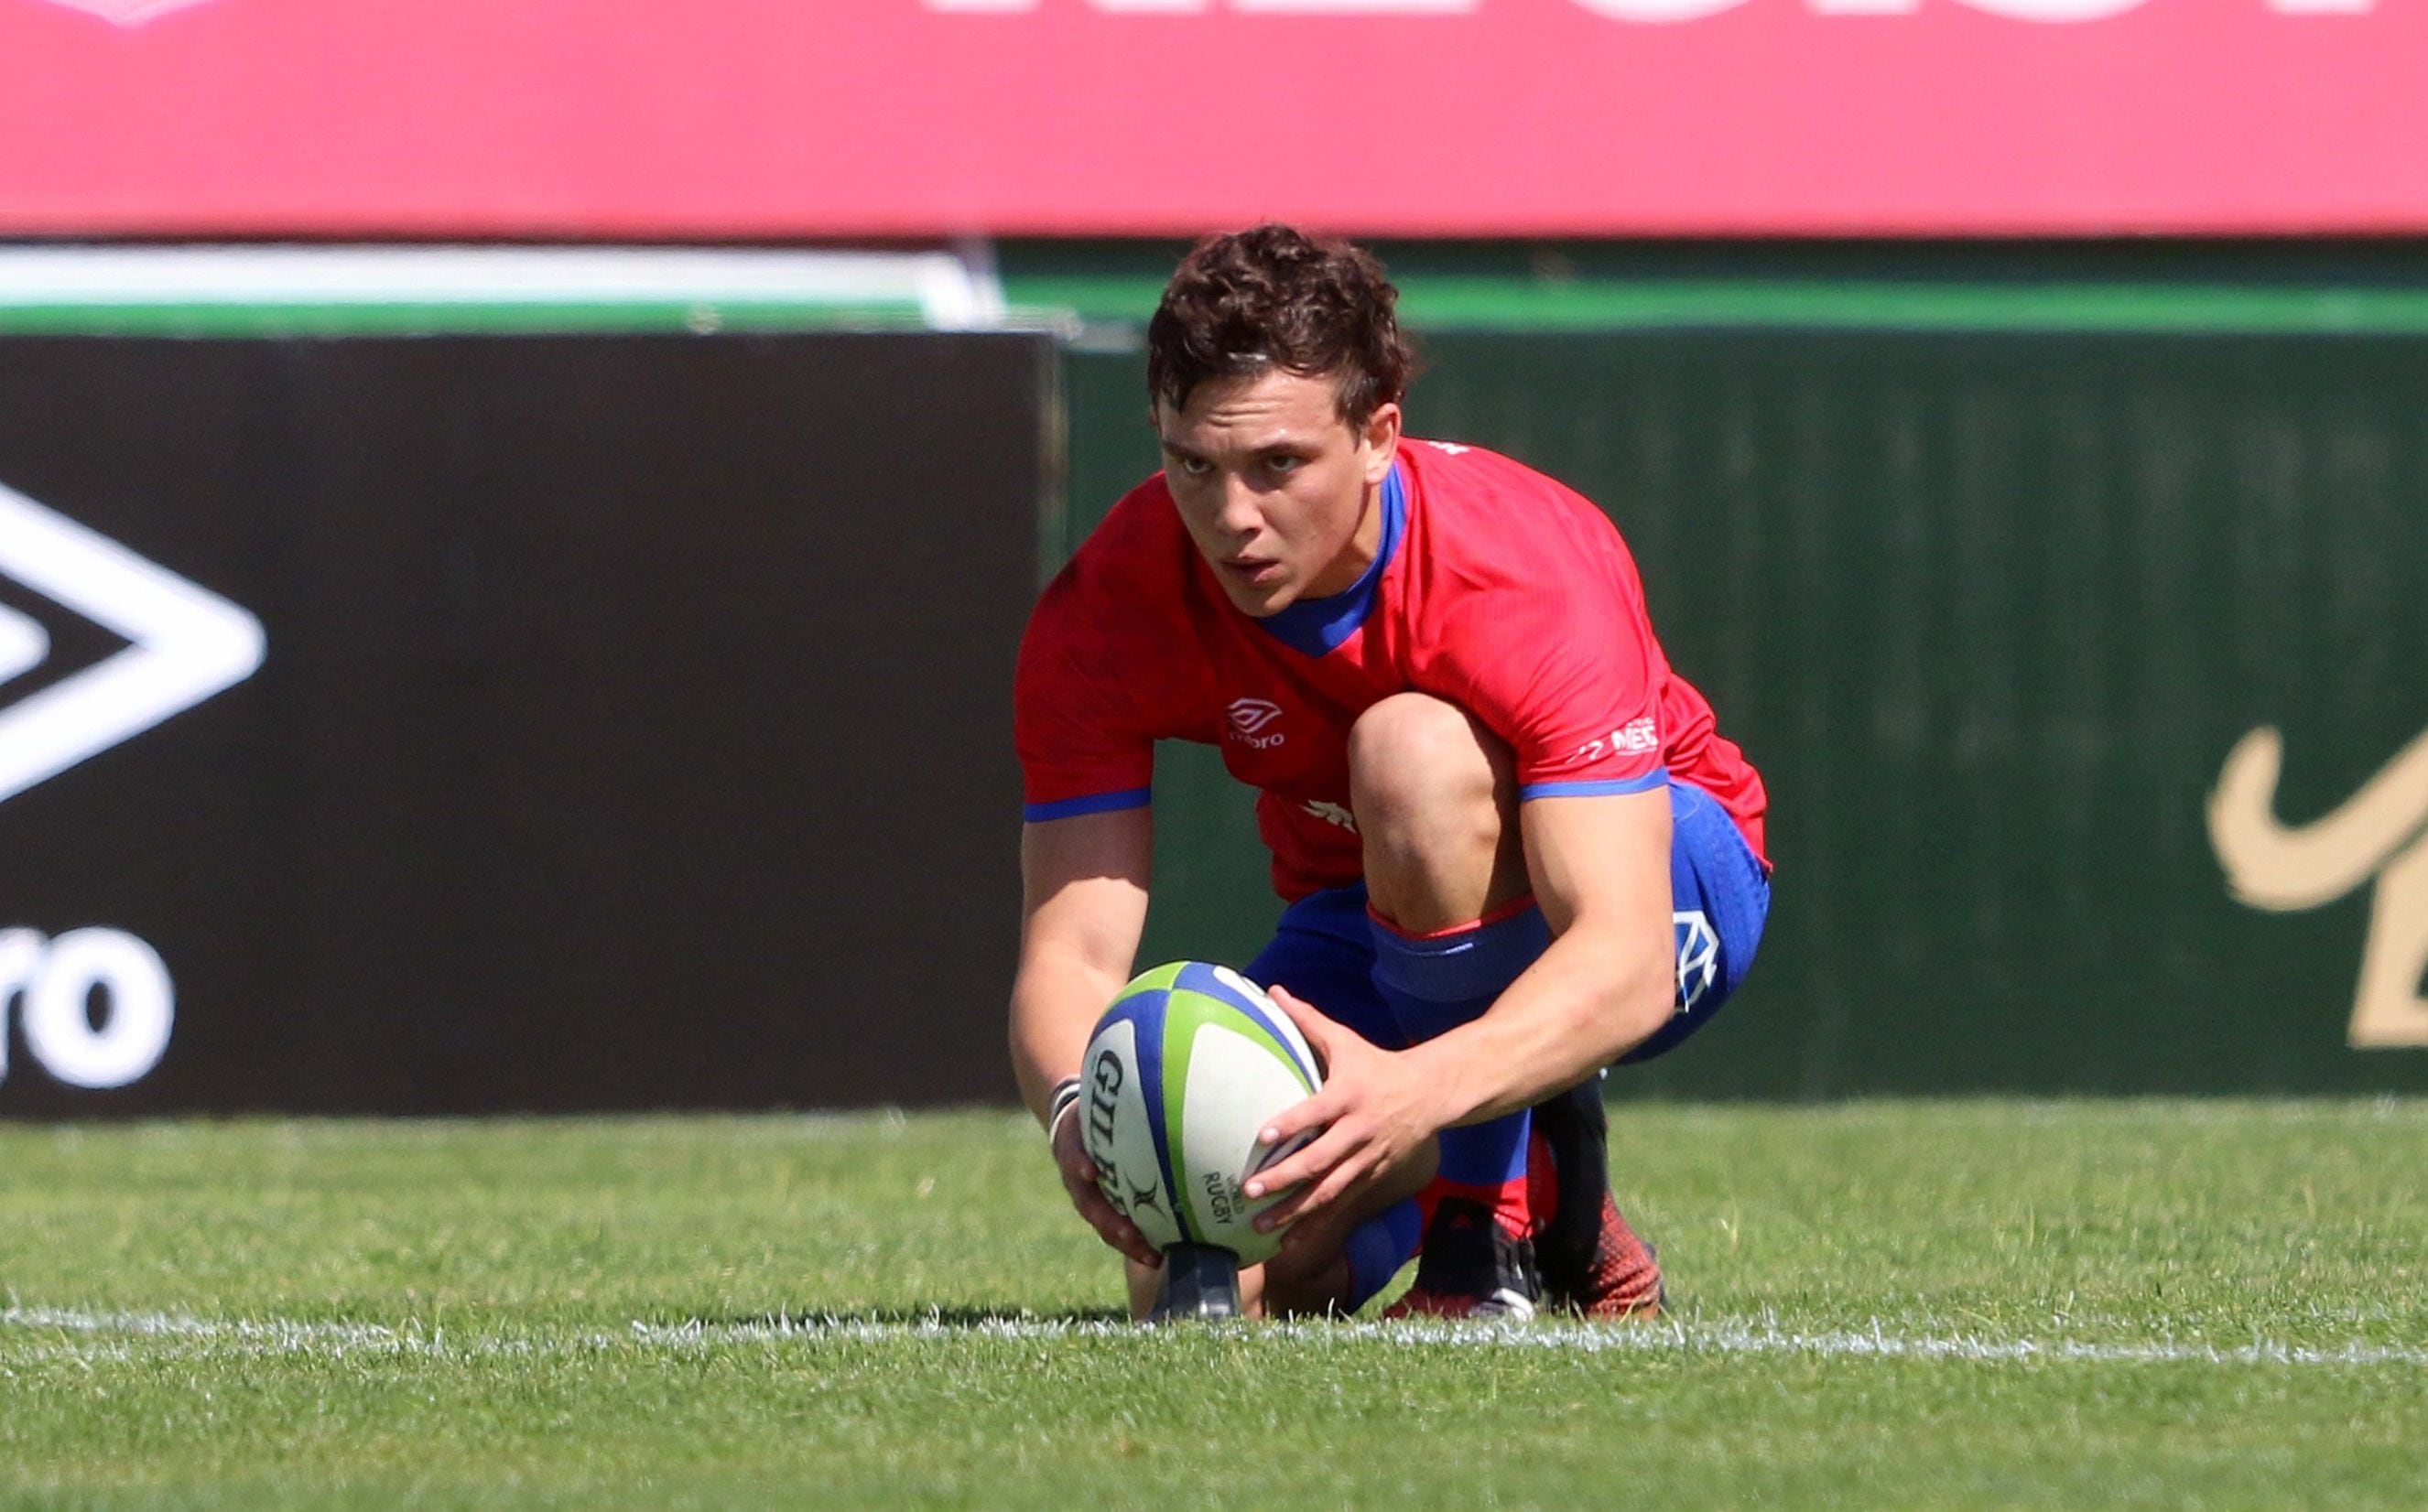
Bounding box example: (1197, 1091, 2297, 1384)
(1011, 226, 1772, 1321)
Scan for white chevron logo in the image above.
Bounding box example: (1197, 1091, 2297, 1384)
(0, 602, 46, 686)
(0, 481, 265, 805)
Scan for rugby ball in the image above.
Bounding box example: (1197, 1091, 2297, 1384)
(1078, 961, 1323, 1267)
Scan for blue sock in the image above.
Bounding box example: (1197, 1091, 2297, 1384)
(1369, 902, 1552, 1237)
(1341, 1199, 1424, 1312)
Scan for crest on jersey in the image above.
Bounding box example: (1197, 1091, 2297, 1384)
(1674, 910, 1718, 1013)
(1302, 799, 1358, 835)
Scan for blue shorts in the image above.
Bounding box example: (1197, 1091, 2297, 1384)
(1242, 778, 1771, 1065)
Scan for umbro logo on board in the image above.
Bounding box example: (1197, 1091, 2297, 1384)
(0, 480, 266, 805)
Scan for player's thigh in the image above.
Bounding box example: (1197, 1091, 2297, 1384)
(1620, 780, 1772, 1065)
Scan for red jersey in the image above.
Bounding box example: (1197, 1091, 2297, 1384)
(1015, 439, 1768, 902)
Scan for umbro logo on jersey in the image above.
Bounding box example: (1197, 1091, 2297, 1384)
(1226, 697, 1286, 750)
(1228, 697, 1283, 735)
(0, 480, 266, 805)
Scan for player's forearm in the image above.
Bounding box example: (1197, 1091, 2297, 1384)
(1009, 809, 1153, 1125)
(1007, 948, 1130, 1126)
(1404, 919, 1671, 1129)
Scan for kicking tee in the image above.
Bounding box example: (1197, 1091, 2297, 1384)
(1015, 439, 1769, 902)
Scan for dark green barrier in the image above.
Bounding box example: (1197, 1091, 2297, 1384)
(1062, 334, 2428, 1096)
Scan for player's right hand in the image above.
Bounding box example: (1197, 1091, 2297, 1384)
(1051, 1108, 1163, 1269)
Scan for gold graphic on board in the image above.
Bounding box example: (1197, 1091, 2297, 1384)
(2209, 727, 2428, 1049)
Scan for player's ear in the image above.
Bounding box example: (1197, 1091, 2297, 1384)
(1360, 401, 1402, 484)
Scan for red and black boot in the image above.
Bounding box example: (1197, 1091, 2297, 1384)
(1382, 1194, 1542, 1322)
(1528, 1079, 1665, 1319)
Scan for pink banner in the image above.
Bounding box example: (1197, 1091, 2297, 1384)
(0, 0, 2420, 237)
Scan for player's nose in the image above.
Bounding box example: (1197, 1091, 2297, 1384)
(1215, 475, 1263, 539)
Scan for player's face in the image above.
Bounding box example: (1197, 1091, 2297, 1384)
(1154, 368, 1401, 619)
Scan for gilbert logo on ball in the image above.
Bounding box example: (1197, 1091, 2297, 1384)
(1079, 962, 1321, 1267)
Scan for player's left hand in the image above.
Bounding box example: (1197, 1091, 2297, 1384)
(1243, 984, 1446, 1237)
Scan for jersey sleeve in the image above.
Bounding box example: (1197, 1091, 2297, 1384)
(1425, 531, 1670, 800)
(1013, 564, 1156, 822)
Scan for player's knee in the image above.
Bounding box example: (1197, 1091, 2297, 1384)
(1257, 1237, 1357, 1318)
(1348, 694, 1509, 843)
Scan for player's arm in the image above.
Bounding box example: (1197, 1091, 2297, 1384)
(1010, 805, 1151, 1118)
(1404, 784, 1675, 1123)
(1009, 804, 1162, 1265)
(1249, 787, 1674, 1225)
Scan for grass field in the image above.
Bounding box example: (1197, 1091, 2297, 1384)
(3, 1101, 2424, 1509)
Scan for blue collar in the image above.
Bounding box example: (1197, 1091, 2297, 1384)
(1255, 462, 1406, 659)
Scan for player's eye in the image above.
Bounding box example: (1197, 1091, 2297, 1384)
(1263, 454, 1305, 475)
(1171, 454, 1213, 476)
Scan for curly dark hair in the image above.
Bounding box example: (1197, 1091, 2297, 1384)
(1145, 225, 1417, 427)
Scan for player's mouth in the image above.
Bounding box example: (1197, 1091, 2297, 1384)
(1223, 556, 1284, 588)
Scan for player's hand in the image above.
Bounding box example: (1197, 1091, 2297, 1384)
(1050, 1101, 1163, 1269)
(1243, 985, 1446, 1239)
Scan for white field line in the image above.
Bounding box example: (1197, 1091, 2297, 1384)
(4, 1304, 2424, 1370)
(0, 1304, 496, 1357)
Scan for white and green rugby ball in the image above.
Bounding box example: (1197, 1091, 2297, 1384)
(1078, 961, 1323, 1266)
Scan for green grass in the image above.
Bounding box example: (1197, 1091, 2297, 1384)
(3, 1101, 2424, 1509)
